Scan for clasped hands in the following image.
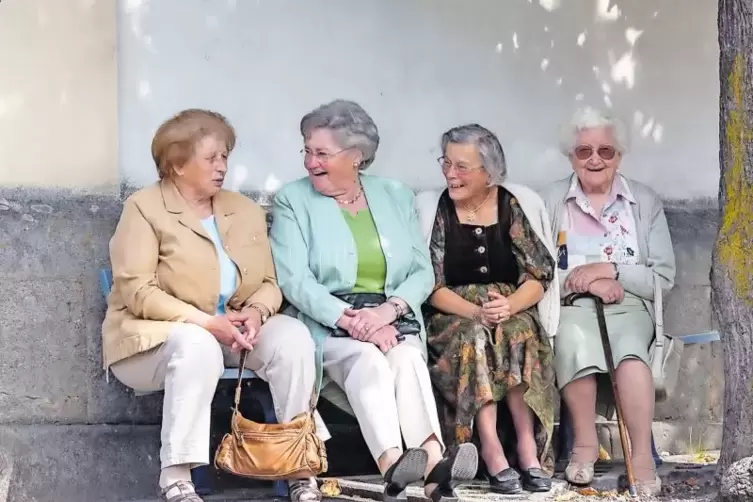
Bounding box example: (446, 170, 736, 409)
(338, 303, 400, 353)
(200, 307, 263, 353)
(474, 290, 511, 327)
(564, 262, 624, 304)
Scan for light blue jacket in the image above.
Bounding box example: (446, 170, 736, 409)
(269, 174, 435, 393)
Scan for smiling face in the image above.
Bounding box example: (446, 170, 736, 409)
(570, 126, 622, 192)
(302, 128, 361, 196)
(441, 142, 491, 203)
(172, 134, 229, 198)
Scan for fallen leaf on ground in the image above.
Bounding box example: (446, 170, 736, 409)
(554, 491, 578, 501)
(320, 479, 341, 497)
(685, 477, 698, 486)
(598, 445, 611, 460)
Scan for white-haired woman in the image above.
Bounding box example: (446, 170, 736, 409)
(270, 100, 478, 502)
(539, 107, 676, 496)
(415, 124, 560, 495)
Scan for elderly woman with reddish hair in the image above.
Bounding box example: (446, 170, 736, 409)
(539, 107, 676, 496)
(102, 109, 318, 502)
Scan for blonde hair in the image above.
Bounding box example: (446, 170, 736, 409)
(151, 109, 236, 179)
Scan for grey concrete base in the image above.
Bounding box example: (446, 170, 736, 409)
(0, 424, 160, 502)
(589, 421, 723, 459)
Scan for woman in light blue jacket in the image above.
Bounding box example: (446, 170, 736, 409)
(270, 100, 477, 502)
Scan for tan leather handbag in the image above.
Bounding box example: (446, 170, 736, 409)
(214, 350, 328, 480)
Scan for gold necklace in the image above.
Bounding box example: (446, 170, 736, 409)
(336, 185, 363, 205)
(461, 189, 493, 223)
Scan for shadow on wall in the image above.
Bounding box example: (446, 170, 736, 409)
(116, 0, 718, 198)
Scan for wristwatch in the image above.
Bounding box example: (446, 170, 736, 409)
(612, 262, 620, 280)
(249, 303, 270, 324)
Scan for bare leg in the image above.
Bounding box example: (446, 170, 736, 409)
(378, 448, 405, 475)
(421, 434, 445, 497)
(506, 384, 540, 469)
(476, 402, 509, 474)
(615, 360, 655, 482)
(562, 375, 599, 463)
(562, 375, 599, 484)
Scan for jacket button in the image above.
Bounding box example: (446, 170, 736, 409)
(480, 266, 488, 273)
(477, 246, 486, 254)
(474, 228, 483, 236)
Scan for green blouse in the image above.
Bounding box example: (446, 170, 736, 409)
(342, 208, 387, 293)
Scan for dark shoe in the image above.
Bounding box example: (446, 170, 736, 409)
(383, 448, 428, 502)
(423, 443, 479, 502)
(486, 467, 522, 495)
(520, 467, 552, 492)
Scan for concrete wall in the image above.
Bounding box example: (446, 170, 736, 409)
(0, 0, 721, 499)
(0, 0, 118, 192)
(118, 0, 719, 200)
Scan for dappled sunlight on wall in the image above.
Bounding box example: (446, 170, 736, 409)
(117, 0, 718, 199)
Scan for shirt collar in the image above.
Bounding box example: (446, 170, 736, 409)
(565, 173, 635, 204)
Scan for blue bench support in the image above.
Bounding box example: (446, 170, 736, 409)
(98, 269, 287, 498)
(556, 330, 720, 470)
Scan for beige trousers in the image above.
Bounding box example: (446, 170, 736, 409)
(110, 315, 316, 469)
(322, 336, 444, 461)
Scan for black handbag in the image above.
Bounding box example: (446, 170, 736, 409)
(331, 293, 421, 340)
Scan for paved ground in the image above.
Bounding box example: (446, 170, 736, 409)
(327, 453, 719, 502)
(124, 453, 719, 501)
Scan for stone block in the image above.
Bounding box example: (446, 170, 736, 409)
(0, 424, 160, 501)
(655, 341, 724, 422)
(665, 205, 717, 287)
(0, 279, 89, 422)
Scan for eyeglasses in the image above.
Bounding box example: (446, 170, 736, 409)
(437, 156, 484, 175)
(573, 145, 617, 161)
(301, 148, 351, 164)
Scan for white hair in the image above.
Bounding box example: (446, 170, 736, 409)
(558, 106, 630, 156)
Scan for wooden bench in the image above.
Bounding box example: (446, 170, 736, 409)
(555, 330, 720, 472)
(97, 269, 287, 497)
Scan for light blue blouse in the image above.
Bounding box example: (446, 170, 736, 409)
(201, 215, 237, 314)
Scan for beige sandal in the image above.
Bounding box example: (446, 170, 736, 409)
(159, 480, 204, 502)
(564, 461, 595, 486)
(288, 478, 322, 502)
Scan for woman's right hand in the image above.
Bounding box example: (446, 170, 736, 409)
(588, 279, 624, 304)
(201, 314, 255, 352)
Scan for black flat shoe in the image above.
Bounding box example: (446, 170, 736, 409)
(486, 467, 522, 495)
(383, 448, 428, 502)
(520, 467, 552, 492)
(423, 443, 479, 502)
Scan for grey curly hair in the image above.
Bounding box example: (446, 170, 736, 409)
(441, 123, 507, 184)
(300, 100, 380, 169)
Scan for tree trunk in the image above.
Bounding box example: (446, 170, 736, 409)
(714, 0, 753, 477)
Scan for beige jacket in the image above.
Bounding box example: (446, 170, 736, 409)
(101, 180, 281, 369)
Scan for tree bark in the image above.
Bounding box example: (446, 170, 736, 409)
(714, 0, 753, 478)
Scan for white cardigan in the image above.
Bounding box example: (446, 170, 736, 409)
(414, 183, 560, 338)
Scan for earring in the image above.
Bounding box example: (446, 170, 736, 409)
(353, 162, 359, 168)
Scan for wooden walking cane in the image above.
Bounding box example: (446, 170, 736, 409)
(563, 293, 637, 497)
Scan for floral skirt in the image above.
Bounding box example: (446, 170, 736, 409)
(426, 282, 556, 474)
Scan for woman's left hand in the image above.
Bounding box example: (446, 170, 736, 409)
(480, 290, 511, 325)
(228, 308, 263, 351)
(564, 263, 616, 293)
(345, 304, 396, 340)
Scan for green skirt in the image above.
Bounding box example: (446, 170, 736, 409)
(554, 292, 654, 416)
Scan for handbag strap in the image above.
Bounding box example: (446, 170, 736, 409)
(232, 349, 319, 418)
(653, 273, 665, 352)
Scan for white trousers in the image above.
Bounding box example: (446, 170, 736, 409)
(110, 315, 316, 469)
(322, 336, 444, 461)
